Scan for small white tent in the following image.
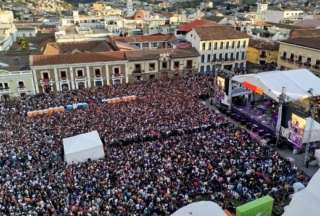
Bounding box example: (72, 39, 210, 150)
(171, 201, 226, 216)
(63, 130, 105, 164)
(283, 169, 320, 216)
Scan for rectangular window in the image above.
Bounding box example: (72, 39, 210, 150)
(0, 83, 3, 89)
(186, 60, 193, 69)
(149, 63, 155, 71)
(60, 71, 67, 79)
(151, 42, 158, 48)
(226, 42, 229, 49)
(243, 40, 247, 48)
(201, 55, 205, 63)
(162, 62, 168, 69)
(4, 83, 9, 89)
(208, 42, 212, 50)
(77, 70, 84, 77)
(220, 42, 224, 49)
(237, 41, 240, 48)
(43, 72, 49, 80)
(95, 68, 101, 77)
(214, 42, 217, 50)
(232, 41, 235, 49)
(149, 74, 155, 80)
(242, 52, 245, 60)
(114, 67, 120, 76)
(142, 43, 149, 48)
(174, 61, 179, 69)
(202, 43, 206, 51)
(207, 54, 211, 62)
(18, 81, 24, 88)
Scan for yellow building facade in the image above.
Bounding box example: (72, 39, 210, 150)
(247, 40, 279, 65)
(278, 38, 320, 76)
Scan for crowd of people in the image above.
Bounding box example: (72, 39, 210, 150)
(0, 75, 307, 215)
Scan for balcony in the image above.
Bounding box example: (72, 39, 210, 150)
(295, 60, 303, 65)
(17, 86, 28, 92)
(75, 76, 86, 82)
(313, 65, 320, 69)
(304, 62, 311, 67)
(133, 69, 144, 74)
(0, 87, 10, 94)
(260, 54, 267, 59)
(280, 56, 286, 60)
(288, 58, 294, 63)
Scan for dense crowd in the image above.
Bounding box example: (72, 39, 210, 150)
(0, 75, 306, 215)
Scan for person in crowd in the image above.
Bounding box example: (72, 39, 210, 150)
(0, 75, 306, 215)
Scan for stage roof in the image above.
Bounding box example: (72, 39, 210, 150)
(232, 69, 320, 102)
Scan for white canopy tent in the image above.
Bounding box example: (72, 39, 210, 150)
(302, 117, 320, 143)
(283, 169, 320, 216)
(171, 201, 226, 216)
(232, 69, 320, 102)
(63, 131, 105, 164)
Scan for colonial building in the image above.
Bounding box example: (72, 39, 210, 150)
(126, 48, 199, 82)
(31, 47, 199, 93)
(111, 34, 176, 50)
(247, 39, 279, 65)
(0, 55, 35, 100)
(278, 37, 320, 76)
(31, 51, 127, 93)
(186, 25, 249, 73)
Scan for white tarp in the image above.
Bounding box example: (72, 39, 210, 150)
(232, 69, 320, 102)
(63, 130, 105, 164)
(171, 201, 225, 216)
(302, 117, 320, 143)
(283, 169, 320, 216)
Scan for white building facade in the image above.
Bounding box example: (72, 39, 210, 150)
(186, 26, 249, 73)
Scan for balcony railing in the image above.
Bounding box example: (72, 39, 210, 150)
(295, 60, 303, 65)
(304, 62, 311, 67)
(133, 69, 144, 74)
(280, 56, 286, 60)
(0, 87, 10, 93)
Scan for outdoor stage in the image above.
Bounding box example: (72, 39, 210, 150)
(232, 99, 278, 135)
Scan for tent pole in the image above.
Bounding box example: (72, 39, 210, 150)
(276, 87, 286, 146)
(228, 78, 232, 111)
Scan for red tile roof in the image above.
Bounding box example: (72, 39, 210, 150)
(112, 34, 176, 43)
(177, 18, 219, 33)
(32, 51, 126, 66)
(194, 26, 249, 41)
(125, 47, 199, 61)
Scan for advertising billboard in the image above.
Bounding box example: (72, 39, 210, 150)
(236, 196, 274, 216)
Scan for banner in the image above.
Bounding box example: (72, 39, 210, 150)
(287, 113, 305, 148)
(236, 196, 274, 216)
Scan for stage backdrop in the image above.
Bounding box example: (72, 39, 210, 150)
(236, 196, 274, 216)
